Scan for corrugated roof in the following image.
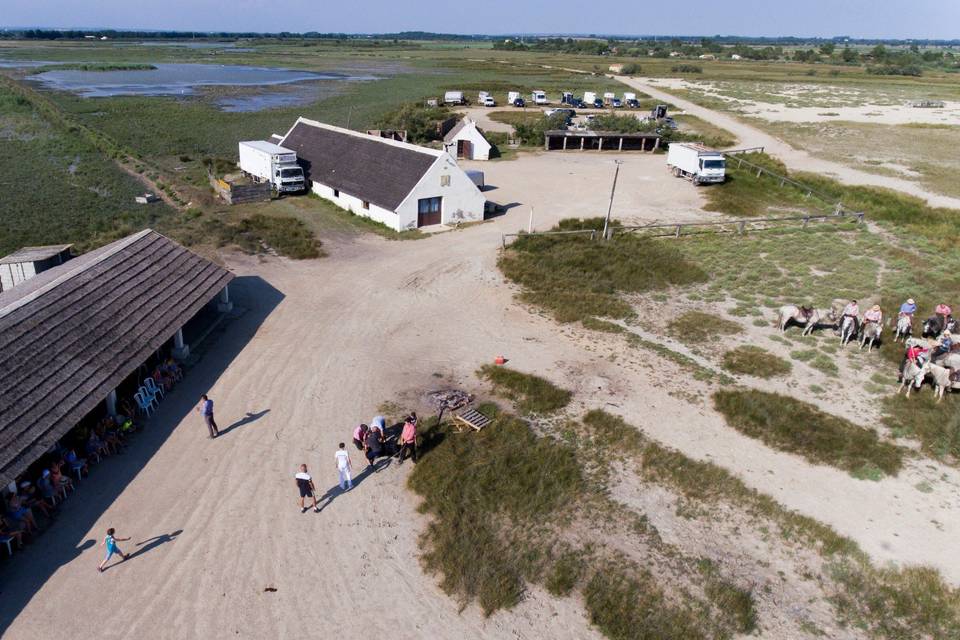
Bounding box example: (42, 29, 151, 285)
(0, 229, 233, 487)
(281, 118, 440, 211)
(0, 244, 72, 265)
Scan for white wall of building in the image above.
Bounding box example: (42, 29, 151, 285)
(443, 121, 493, 161)
(396, 154, 486, 228)
(310, 182, 402, 231)
(0, 261, 37, 292)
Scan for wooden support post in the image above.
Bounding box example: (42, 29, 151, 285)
(675, 225, 682, 238)
(756, 168, 763, 178)
(106, 390, 118, 417)
(618, 137, 623, 151)
(738, 221, 746, 234)
(598, 137, 603, 151)
(562, 136, 568, 151)
(580, 137, 585, 151)
(653, 138, 660, 151)
(802, 217, 809, 228)
(641, 138, 646, 152)
(172, 327, 190, 360)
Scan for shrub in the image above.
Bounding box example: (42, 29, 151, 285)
(619, 62, 642, 75)
(499, 218, 707, 323)
(671, 64, 703, 73)
(374, 102, 451, 143)
(477, 365, 572, 414)
(713, 389, 904, 477)
(668, 311, 741, 343)
(722, 346, 791, 378)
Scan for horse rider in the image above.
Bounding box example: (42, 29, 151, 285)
(841, 299, 860, 334)
(932, 330, 953, 361)
(863, 304, 883, 335)
(900, 340, 929, 383)
(898, 298, 916, 320)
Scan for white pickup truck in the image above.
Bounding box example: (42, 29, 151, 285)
(238, 141, 306, 193)
(666, 143, 726, 185)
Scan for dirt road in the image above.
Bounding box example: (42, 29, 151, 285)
(616, 75, 960, 210)
(3, 153, 959, 639)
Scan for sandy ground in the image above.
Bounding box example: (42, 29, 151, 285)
(3, 152, 959, 639)
(645, 77, 960, 126)
(617, 76, 960, 210)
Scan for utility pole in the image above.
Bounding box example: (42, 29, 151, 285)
(602, 160, 622, 240)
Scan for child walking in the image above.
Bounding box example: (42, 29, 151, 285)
(98, 527, 130, 572)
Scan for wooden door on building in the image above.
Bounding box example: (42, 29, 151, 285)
(457, 139, 472, 159)
(417, 196, 442, 226)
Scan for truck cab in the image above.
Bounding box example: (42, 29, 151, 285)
(274, 165, 305, 193)
(532, 90, 548, 105)
(697, 156, 726, 184)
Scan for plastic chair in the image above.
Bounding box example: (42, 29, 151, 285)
(134, 391, 155, 417)
(144, 377, 164, 400)
(69, 460, 86, 482)
(0, 535, 13, 557)
(138, 386, 160, 411)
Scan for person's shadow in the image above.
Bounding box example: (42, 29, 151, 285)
(126, 529, 183, 561)
(219, 410, 270, 436)
(315, 462, 383, 513)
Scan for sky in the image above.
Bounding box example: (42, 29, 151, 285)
(2, 0, 958, 40)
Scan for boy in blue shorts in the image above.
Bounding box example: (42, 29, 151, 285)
(98, 527, 131, 572)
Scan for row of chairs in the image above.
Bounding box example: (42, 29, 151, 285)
(133, 368, 180, 417)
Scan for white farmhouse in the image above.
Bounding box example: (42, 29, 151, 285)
(443, 118, 493, 161)
(280, 118, 485, 230)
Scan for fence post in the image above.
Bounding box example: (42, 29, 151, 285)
(675, 225, 682, 238)
(756, 168, 763, 178)
(802, 217, 809, 228)
(591, 230, 596, 240)
(738, 221, 746, 234)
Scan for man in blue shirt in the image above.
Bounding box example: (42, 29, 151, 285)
(197, 394, 220, 438)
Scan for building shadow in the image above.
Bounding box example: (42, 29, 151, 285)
(219, 409, 270, 436)
(0, 275, 283, 633)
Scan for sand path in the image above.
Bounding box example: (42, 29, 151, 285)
(616, 75, 960, 210)
(3, 154, 959, 639)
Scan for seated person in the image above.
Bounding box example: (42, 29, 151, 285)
(0, 516, 25, 548)
(932, 331, 953, 360)
(86, 431, 109, 459)
(19, 481, 53, 518)
(97, 422, 123, 455)
(164, 357, 182, 380)
(863, 305, 883, 333)
(6, 492, 37, 533)
(153, 365, 174, 391)
(37, 470, 58, 507)
(50, 461, 73, 493)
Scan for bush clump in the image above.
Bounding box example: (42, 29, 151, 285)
(668, 311, 741, 343)
(722, 346, 791, 378)
(713, 389, 904, 477)
(478, 365, 572, 414)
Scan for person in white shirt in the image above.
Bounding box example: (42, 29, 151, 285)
(334, 443, 353, 491)
(294, 464, 319, 513)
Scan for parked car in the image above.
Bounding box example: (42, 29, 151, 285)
(570, 97, 585, 109)
(611, 98, 622, 108)
(626, 98, 640, 108)
(482, 96, 496, 107)
(512, 97, 526, 108)
(593, 98, 604, 108)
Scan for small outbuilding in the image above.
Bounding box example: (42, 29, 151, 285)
(543, 130, 661, 152)
(0, 244, 73, 292)
(443, 118, 493, 161)
(281, 118, 485, 229)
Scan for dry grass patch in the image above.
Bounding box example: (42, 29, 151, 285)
(882, 392, 960, 463)
(668, 311, 741, 344)
(713, 389, 904, 478)
(721, 346, 791, 378)
(478, 365, 572, 415)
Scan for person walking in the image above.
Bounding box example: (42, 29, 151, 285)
(295, 464, 320, 513)
(197, 394, 219, 438)
(397, 414, 418, 465)
(335, 443, 353, 491)
(98, 527, 130, 573)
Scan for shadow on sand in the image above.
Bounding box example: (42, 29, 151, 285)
(0, 275, 283, 633)
(219, 409, 270, 436)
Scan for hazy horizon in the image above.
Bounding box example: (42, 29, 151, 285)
(2, 0, 957, 41)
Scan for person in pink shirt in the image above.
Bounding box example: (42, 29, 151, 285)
(863, 304, 883, 335)
(352, 424, 368, 451)
(397, 413, 418, 465)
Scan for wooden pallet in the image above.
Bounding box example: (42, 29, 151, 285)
(454, 408, 492, 432)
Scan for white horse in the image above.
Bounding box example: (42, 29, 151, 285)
(839, 315, 858, 347)
(894, 314, 912, 342)
(928, 363, 953, 402)
(898, 360, 928, 398)
(775, 305, 837, 336)
(859, 322, 881, 351)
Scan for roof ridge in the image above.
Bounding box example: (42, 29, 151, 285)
(294, 117, 443, 158)
(0, 229, 155, 321)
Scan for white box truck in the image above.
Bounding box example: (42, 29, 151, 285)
(583, 91, 597, 105)
(444, 91, 465, 105)
(531, 90, 548, 105)
(238, 141, 305, 193)
(666, 143, 726, 185)
(507, 91, 520, 104)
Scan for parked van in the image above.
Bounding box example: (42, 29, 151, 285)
(531, 90, 548, 105)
